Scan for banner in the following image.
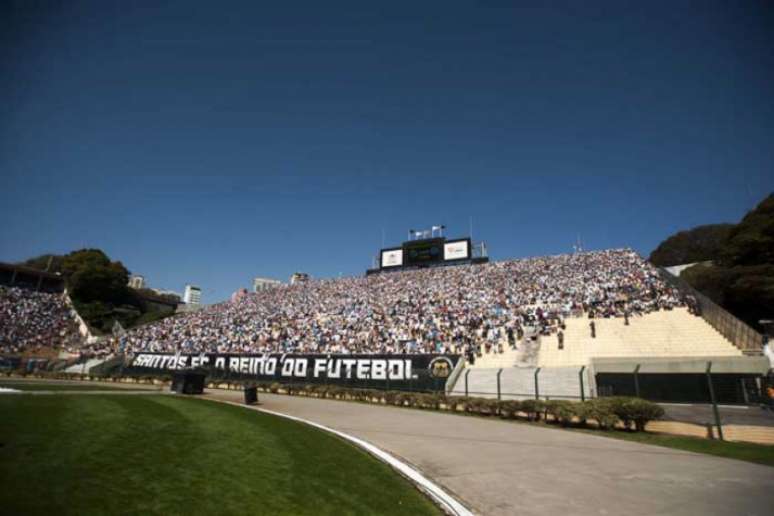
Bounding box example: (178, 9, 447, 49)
(126, 353, 461, 392)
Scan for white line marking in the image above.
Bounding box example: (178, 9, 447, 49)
(216, 399, 474, 516)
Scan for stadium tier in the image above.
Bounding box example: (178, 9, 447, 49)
(95, 249, 734, 361)
(1, 249, 754, 367)
(0, 285, 82, 355)
(472, 307, 741, 369)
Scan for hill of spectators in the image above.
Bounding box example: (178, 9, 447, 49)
(98, 249, 684, 359)
(0, 286, 83, 355)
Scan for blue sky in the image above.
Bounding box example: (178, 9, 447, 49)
(2, 1, 772, 303)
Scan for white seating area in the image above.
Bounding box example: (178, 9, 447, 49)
(537, 307, 741, 368)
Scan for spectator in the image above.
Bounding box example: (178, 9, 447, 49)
(0, 286, 82, 354)
(88, 248, 684, 359)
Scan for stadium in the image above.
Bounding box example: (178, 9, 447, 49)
(4, 2, 774, 515)
(2, 219, 773, 515)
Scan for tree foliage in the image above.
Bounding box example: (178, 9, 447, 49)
(62, 249, 130, 305)
(717, 194, 774, 267)
(654, 194, 774, 330)
(648, 224, 733, 267)
(18, 248, 174, 333)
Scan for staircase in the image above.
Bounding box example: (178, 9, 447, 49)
(538, 307, 742, 368)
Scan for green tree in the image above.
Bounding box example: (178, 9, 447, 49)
(717, 194, 774, 267)
(648, 224, 733, 267)
(57, 249, 130, 304)
(660, 194, 774, 331)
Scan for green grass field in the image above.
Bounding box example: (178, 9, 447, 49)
(0, 380, 149, 391)
(0, 395, 440, 515)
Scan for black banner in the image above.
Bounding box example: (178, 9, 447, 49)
(126, 353, 461, 392)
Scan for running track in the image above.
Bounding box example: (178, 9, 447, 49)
(207, 390, 774, 516)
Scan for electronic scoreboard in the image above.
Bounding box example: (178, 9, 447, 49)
(378, 235, 473, 271)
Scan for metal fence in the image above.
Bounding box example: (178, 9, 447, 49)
(456, 366, 591, 402)
(658, 268, 764, 353)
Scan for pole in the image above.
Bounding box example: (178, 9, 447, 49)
(534, 367, 541, 400)
(706, 361, 724, 441)
(496, 368, 503, 401)
(633, 364, 641, 398)
(464, 369, 471, 397)
(579, 365, 586, 402)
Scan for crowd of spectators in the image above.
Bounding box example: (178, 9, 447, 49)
(0, 285, 82, 355)
(95, 249, 685, 359)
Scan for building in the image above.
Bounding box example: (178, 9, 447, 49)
(127, 275, 145, 289)
(253, 277, 282, 292)
(183, 284, 202, 305)
(290, 272, 309, 285)
(150, 288, 182, 303)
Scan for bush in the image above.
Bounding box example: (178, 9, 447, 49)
(268, 382, 281, 394)
(577, 399, 618, 430)
(520, 399, 545, 421)
(443, 396, 467, 411)
(498, 400, 522, 419)
(607, 397, 665, 432)
(413, 393, 443, 410)
(545, 400, 577, 426)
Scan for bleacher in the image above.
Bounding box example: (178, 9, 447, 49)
(538, 307, 742, 368)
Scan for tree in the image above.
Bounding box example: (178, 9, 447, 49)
(717, 194, 774, 267)
(18, 248, 175, 334)
(648, 224, 733, 267)
(658, 193, 774, 331)
(56, 249, 130, 304)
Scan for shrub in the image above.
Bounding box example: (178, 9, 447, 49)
(395, 392, 415, 407)
(413, 393, 442, 410)
(498, 400, 522, 419)
(607, 397, 665, 432)
(443, 396, 467, 412)
(464, 397, 497, 416)
(545, 400, 577, 426)
(268, 382, 281, 394)
(578, 399, 618, 430)
(520, 399, 545, 421)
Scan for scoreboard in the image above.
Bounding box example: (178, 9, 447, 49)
(404, 238, 445, 266)
(380, 237, 471, 270)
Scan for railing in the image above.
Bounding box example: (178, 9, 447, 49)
(658, 268, 764, 353)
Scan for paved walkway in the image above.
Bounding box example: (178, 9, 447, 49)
(206, 390, 774, 516)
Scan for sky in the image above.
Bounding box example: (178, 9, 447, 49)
(2, 1, 773, 303)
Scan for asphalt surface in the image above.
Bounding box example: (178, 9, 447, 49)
(206, 390, 774, 516)
(662, 403, 774, 427)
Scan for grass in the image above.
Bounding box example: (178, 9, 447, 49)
(0, 380, 146, 391)
(0, 395, 441, 516)
(572, 427, 774, 467)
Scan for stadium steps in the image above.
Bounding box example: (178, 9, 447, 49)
(451, 366, 591, 400)
(537, 307, 742, 368)
(470, 335, 541, 368)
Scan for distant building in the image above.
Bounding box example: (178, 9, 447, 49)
(149, 288, 182, 303)
(128, 275, 145, 289)
(253, 277, 282, 292)
(184, 284, 202, 305)
(290, 272, 309, 285)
